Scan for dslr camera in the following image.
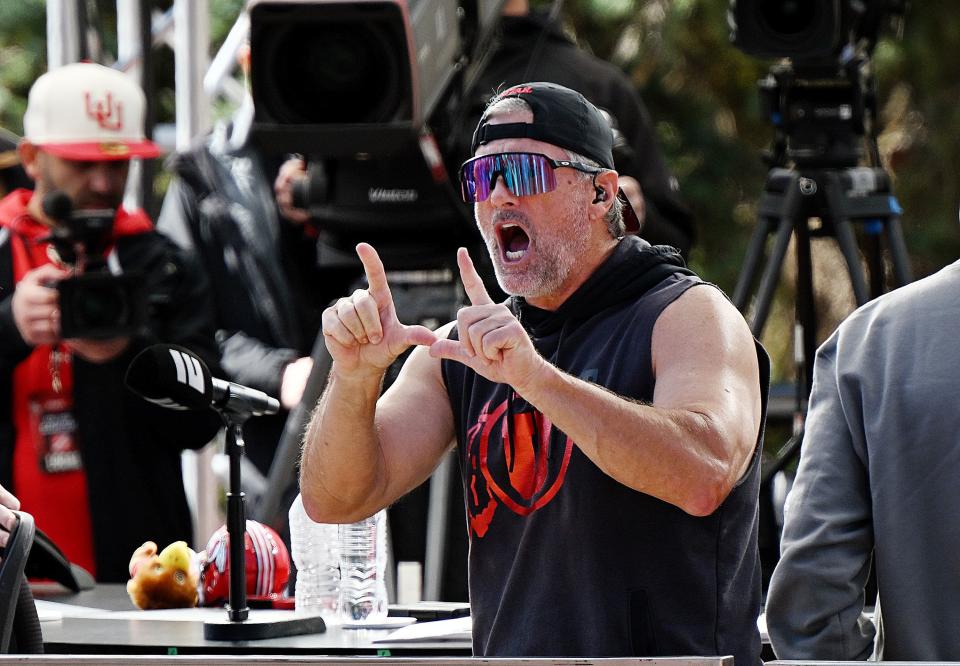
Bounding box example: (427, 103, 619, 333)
(44, 193, 147, 340)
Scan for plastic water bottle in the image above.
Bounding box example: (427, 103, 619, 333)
(288, 493, 340, 623)
(338, 509, 388, 622)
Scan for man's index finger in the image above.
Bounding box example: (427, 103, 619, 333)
(457, 247, 493, 306)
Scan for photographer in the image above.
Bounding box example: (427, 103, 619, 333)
(158, 42, 337, 480)
(160, 141, 320, 480)
(0, 62, 221, 582)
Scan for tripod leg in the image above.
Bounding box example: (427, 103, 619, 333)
(864, 230, 885, 299)
(794, 220, 818, 396)
(749, 217, 794, 337)
(822, 174, 871, 305)
(832, 217, 871, 306)
(733, 216, 774, 311)
(884, 215, 914, 286)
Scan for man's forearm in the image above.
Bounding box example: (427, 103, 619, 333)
(299, 366, 388, 523)
(515, 362, 745, 517)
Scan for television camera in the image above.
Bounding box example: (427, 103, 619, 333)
(42, 192, 146, 340)
(729, 0, 907, 168)
(728, 0, 911, 592)
(248, 0, 506, 269)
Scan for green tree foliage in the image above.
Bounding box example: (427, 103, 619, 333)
(0, 3, 46, 133)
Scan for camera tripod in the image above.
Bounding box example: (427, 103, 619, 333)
(734, 165, 912, 374)
(732, 163, 913, 584)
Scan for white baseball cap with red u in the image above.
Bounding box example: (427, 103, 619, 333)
(23, 62, 160, 161)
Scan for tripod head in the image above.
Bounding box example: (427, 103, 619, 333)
(759, 56, 877, 170)
(730, 0, 907, 170)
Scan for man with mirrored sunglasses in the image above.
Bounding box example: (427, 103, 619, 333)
(299, 81, 769, 660)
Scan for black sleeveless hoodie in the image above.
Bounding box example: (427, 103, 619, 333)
(442, 236, 769, 661)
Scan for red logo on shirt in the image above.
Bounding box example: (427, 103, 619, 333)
(465, 398, 573, 538)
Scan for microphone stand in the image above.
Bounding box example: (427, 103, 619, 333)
(203, 404, 325, 640)
(224, 418, 249, 624)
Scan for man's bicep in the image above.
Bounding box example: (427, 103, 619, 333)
(375, 344, 457, 500)
(652, 286, 762, 455)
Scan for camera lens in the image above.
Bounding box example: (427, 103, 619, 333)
(759, 0, 818, 36)
(256, 10, 407, 125)
(74, 283, 129, 329)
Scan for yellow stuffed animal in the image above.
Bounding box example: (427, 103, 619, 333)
(126, 540, 200, 610)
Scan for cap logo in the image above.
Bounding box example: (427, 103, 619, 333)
(84, 92, 124, 132)
(501, 85, 533, 96)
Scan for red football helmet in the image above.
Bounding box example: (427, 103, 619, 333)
(199, 520, 291, 606)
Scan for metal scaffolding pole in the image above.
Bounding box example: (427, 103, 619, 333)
(117, 0, 147, 211)
(173, 0, 211, 150)
(46, 0, 82, 67)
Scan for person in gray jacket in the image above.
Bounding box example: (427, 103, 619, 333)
(765, 258, 960, 660)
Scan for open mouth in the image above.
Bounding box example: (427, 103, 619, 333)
(497, 223, 531, 263)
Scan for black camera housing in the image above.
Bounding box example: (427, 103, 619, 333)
(729, 0, 904, 63)
(248, 0, 506, 270)
(57, 271, 147, 340)
(730, 0, 846, 61)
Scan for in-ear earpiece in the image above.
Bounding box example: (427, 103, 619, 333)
(592, 187, 606, 204)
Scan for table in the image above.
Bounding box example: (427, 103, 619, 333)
(32, 584, 471, 657)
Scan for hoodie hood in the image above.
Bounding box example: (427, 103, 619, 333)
(498, 10, 571, 50)
(510, 236, 690, 338)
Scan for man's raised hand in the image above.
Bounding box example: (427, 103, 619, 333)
(430, 248, 546, 392)
(321, 243, 437, 378)
(12, 263, 66, 347)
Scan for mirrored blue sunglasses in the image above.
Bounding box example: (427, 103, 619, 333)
(459, 151, 603, 204)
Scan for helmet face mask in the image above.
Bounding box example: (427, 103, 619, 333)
(199, 520, 291, 606)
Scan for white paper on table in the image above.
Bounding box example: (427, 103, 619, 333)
(372, 615, 471, 643)
(36, 606, 62, 622)
(106, 607, 296, 622)
(34, 600, 111, 620)
(33, 600, 296, 624)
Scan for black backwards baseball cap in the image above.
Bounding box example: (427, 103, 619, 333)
(470, 81, 641, 233)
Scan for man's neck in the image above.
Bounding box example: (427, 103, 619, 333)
(26, 190, 53, 227)
(523, 238, 620, 311)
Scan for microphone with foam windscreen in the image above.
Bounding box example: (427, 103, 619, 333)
(126, 344, 279, 417)
(42, 190, 74, 223)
